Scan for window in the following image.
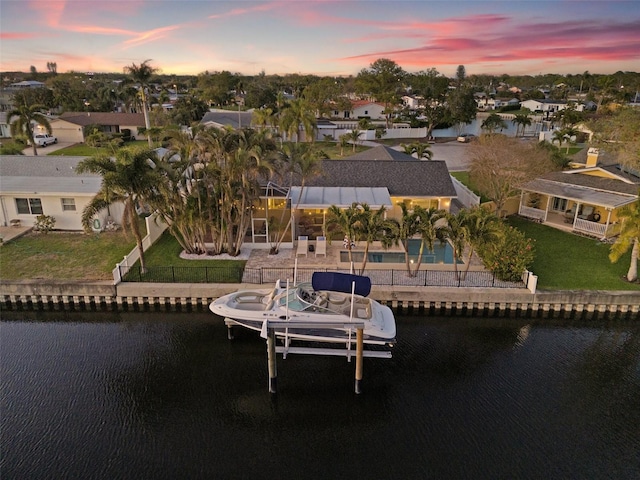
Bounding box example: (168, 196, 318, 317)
(61, 198, 76, 211)
(15, 198, 43, 215)
(364, 110, 368, 115)
(552, 197, 567, 212)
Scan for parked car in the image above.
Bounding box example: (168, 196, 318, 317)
(457, 133, 476, 143)
(31, 134, 58, 147)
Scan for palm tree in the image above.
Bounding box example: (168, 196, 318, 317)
(396, 202, 421, 275)
(278, 98, 317, 143)
(76, 147, 164, 273)
(512, 113, 532, 137)
(252, 107, 275, 131)
(352, 203, 398, 273)
(482, 113, 507, 134)
(271, 142, 324, 254)
(325, 203, 361, 266)
(338, 134, 350, 156)
(346, 129, 363, 152)
(8, 103, 51, 155)
(124, 60, 158, 147)
(461, 207, 502, 280)
(552, 129, 567, 151)
(412, 142, 433, 160)
(609, 197, 640, 282)
(411, 205, 445, 275)
(440, 212, 468, 281)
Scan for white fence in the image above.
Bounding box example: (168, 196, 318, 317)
(112, 212, 169, 284)
(450, 176, 480, 208)
(323, 127, 428, 141)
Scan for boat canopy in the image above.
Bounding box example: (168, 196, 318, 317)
(311, 272, 372, 297)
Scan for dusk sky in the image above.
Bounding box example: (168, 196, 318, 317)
(1, 0, 639, 77)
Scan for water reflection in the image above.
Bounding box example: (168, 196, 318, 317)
(1, 311, 639, 480)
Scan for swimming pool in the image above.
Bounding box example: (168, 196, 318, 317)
(340, 239, 461, 264)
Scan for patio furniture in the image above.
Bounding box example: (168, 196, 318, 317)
(315, 236, 327, 257)
(564, 208, 575, 223)
(10, 219, 21, 227)
(296, 236, 309, 257)
(578, 206, 594, 220)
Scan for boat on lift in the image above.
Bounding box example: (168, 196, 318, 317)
(209, 272, 396, 346)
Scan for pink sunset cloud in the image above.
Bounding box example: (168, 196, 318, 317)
(338, 13, 640, 70)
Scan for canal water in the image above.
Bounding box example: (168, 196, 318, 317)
(1, 311, 639, 480)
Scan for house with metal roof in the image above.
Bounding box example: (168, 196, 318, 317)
(0, 155, 123, 231)
(517, 149, 639, 240)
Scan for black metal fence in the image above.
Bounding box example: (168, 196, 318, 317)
(120, 265, 525, 289)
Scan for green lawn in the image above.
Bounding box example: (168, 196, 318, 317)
(507, 216, 639, 291)
(0, 230, 136, 280)
(49, 140, 149, 156)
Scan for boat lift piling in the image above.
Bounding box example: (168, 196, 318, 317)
(260, 319, 374, 394)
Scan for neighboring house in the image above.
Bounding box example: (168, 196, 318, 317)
(0, 155, 123, 231)
(517, 149, 639, 240)
(50, 112, 145, 143)
(332, 100, 386, 120)
(402, 95, 422, 109)
(200, 110, 254, 130)
(521, 99, 585, 114)
(248, 146, 457, 245)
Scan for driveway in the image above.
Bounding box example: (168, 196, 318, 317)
(391, 140, 473, 171)
(21, 142, 74, 156)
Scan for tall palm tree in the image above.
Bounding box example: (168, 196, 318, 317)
(352, 203, 398, 273)
(252, 107, 275, 131)
(278, 98, 317, 143)
(338, 134, 350, 156)
(8, 103, 51, 155)
(124, 60, 158, 147)
(396, 202, 421, 275)
(440, 212, 468, 281)
(76, 147, 163, 273)
(552, 129, 567, 151)
(609, 197, 640, 282)
(411, 205, 445, 275)
(512, 113, 532, 137)
(325, 203, 361, 266)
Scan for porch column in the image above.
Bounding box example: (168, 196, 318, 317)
(544, 195, 550, 222)
(518, 191, 525, 215)
(571, 202, 581, 227)
(604, 208, 612, 238)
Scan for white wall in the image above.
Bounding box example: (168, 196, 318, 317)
(0, 194, 124, 231)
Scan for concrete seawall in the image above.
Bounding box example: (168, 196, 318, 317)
(1, 280, 638, 320)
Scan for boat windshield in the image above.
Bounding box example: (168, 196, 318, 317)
(277, 283, 342, 315)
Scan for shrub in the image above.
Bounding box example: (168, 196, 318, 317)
(34, 215, 56, 234)
(478, 224, 535, 281)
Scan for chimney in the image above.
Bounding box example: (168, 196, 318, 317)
(586, 147, 599, 167)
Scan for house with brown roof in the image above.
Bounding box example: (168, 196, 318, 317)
(50, 112, 145, 143)
(517, 149, 639, 240)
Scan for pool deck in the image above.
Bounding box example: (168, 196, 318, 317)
(243, 240, 484, 271)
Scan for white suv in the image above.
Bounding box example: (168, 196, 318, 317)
(33, 133, 58, 147)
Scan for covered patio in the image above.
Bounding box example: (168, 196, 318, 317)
(518, 178, 635, 240)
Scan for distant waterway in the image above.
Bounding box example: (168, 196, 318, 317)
(1, 311, 639, 479)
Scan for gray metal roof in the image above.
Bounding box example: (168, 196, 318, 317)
(0, 155, 101, 195)
(289, 186, 392, 208)
(522, 178, 637, 209)
(200, 111, 254, 129)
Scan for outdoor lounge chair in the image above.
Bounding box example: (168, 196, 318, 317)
(315, 236, 327, 257)
(578, 206, 594, 220)
(296, 236, 309, 257)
